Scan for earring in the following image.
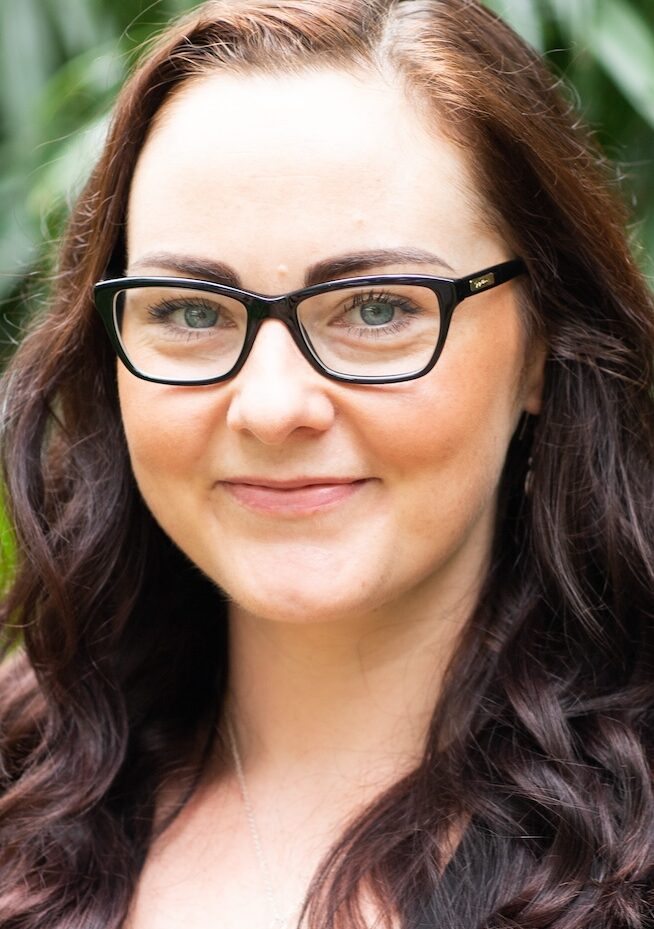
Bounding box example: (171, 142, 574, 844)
(524, 456, 534, 497)
(517, 411, 532, 443)
(516, 412, 535, 497)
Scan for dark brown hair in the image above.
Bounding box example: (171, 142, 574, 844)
(1, 2, 653, 927)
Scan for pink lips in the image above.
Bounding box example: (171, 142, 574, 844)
(220, 478, 368, 514)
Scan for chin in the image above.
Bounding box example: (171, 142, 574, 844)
(222, 571, 392, 625)
(200, 537, 396, 624)
(227, 589, 365, 625)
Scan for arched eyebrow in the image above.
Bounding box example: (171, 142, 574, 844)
(128, 247, 456, 288)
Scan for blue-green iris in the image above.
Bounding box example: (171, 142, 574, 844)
(183, 304, 218, 328)
(360, 302, 394, 326)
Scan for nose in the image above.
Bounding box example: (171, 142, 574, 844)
(225, 319, 336, 444)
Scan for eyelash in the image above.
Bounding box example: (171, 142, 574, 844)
(147, 298, 219, 318)
(145, 298, 230, 339)
(344, 318, 414, 339)
(337, 290, 421, 339)
(142, 289, 423, 342)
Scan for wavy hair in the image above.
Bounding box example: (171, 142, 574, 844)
(1, 2, 653, 927)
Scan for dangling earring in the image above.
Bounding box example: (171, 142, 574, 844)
(516, 412, 535, 497)
(524, 455, 534, 497)
(517, 410, 531, 443)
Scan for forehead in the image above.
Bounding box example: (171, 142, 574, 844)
(126, 68, 492, 285)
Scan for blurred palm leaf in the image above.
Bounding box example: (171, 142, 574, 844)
(581, 0, 654, 126)
(486, 0, 654, 276)
(0, 0, 189, 356)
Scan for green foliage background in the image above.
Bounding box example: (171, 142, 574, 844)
(0, 0, 652, 589)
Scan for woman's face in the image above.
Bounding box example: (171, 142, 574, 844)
(120, 68, 544, 623)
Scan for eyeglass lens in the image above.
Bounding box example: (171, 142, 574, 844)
(114, 282, 443, 381)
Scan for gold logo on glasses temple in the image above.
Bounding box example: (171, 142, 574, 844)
(470, 273, 496, 292)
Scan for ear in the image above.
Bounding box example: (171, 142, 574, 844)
(522, 337, 547, 415)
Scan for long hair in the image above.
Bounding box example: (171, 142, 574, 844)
(1, 2, 653, 927)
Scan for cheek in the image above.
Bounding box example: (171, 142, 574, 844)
(360, 307, 526, 534)
(117, 370, 227, 496)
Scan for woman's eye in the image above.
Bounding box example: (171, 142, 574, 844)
(146, 297, 229, 330)
(342, 291, 419, 329)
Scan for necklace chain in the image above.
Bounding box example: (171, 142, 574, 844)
(226, 717, 299, 929)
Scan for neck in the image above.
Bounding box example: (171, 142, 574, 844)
(224, 568, 481, 791)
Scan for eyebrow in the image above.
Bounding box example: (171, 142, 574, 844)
(127, 247, 456, 289)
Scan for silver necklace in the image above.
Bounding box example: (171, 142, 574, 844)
(226, 717, 299, 929)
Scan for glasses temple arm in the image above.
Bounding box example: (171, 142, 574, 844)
(455, 258, 526, 302)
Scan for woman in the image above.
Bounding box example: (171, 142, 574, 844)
(0, 1, 652, 927)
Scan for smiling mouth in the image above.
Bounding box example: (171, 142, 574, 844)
(219, 478, 370, 514)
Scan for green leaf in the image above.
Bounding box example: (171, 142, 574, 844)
(34, 44, 127, 130)
(41, 0, 108, 57)
(27, 113, 111, 220)
(587, 0, 654, 129)
(0, 188, 38, 302)
(548, 0, 654, 129)
(0, 0, 58, 141)
(482, 0, 547, 51)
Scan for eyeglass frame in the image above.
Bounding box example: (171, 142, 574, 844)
(93, 258, 526, 386)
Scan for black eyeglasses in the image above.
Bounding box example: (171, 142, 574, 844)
(93, 258, 525, 386)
